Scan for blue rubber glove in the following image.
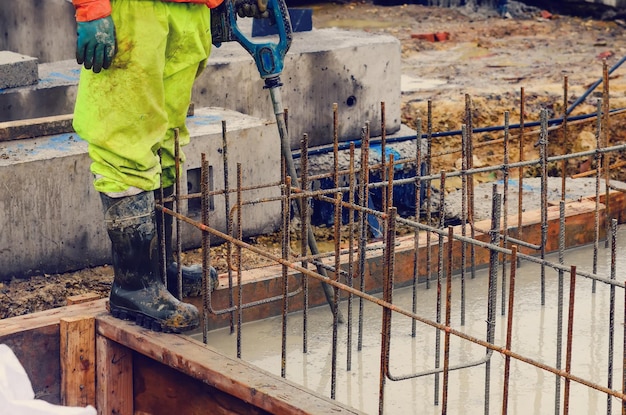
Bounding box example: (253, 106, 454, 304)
(76, 16, 116, 73)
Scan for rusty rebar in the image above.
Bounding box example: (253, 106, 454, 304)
(331, 191, 342, 399)
(502, 245, 518, 415)
(603, 61, 611, 249)
(594, 100, 602, 294)
(555, 201, 566, 415)
(412, 120, 423, 337)
(222, 120, 235, 334)
(379, 207, 396, 415)
(563, 265, 577, 415)
(608, 219, 617, 414)
(169, 205, 626, 402)
(517, 87, 525, 268)
(501, 112, 510, 317)
(434, 170, 446, 406)
(442, 226, 454, 415)
(357, 123, 370, 352)
(236, 163, 243, 359)
(301, 134, 310, 355)
(562, 77, 568, 200)
(281, 176, 291, 378)
(347, 142, 356, 370)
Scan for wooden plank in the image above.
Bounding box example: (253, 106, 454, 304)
(67, 292, 101, 305)
(0, 114, 74, 142)
(96, 315, 363, 415)
(96, 334, 133, 415)
(0, 299, 107, 336)
(60, 316, 96, 408)
(133, 353, 271, 415)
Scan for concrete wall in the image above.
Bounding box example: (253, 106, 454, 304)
(0, 0, 75, 64)
(0, 108, 281, 279)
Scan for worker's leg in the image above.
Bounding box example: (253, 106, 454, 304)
(73, 0, 203, 331)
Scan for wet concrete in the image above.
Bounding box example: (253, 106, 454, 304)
(195, 227, 626, 414)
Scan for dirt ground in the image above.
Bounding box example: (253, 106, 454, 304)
(4, 1, 626, 319)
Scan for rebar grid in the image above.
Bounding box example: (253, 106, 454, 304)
(157, 78, 626, 414)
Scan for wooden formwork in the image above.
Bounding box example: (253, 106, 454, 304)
(0, 299, 361, 414)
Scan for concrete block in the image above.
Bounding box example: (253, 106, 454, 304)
(0, 29, 401, 148)
(196, 28, 402, 149)
(0, 0, 76, 64)
(0, 51, 38, 89)
(0, 108, 280, 279)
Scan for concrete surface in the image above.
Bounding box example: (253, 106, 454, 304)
(0, 29, 401, 149)
(0, 0, 76, 64)
(0, 51, 38, 89)
(0, 108, 280, 279)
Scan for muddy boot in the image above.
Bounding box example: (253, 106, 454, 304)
(102, 191, 199, 333)
(155, 187, 218, 298)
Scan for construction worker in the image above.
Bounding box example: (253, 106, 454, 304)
(71, 0, 267, 332)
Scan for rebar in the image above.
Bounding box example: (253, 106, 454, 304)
(155, 77, 626, 414)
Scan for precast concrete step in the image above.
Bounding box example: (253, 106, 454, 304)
(0, 107, 280, 280)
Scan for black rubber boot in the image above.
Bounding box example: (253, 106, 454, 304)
(155, 187, 218, 297)
(102, 191, 199, 333)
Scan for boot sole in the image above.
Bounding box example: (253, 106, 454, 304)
(109, 303, 198, 334)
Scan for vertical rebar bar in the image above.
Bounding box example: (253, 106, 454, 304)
(502, 245, 518, 415)
(157, 150, 167, 287)
(501, 112, 510, 317)
(539, 109, 548, 306)
(378, 207, 396, 415)
(517, 88, 525, 268)
(347, 142, 356, 370)
(333, 103, 339, 189)
(201, 154, 211, 344)
(426, 100, 433, 289)
(381, 101, 387, 234)
(300, 134, 310, 354)
(236, 163, 243, 359)
(485, 185, 501, 415)
(281, 176, 291, 379)
(563, 266, 577, 415)
(412, 120, 423, 337)
(174, 128, 183, 300)
(465, 94, 477, 280)
(623, 278, 626, 415)
(607, 219, 617, 414)
(603, 61, 611, 249)
(222, 120, 235, 333)
(461, 124, 468, 326)
(561, 77, 568, 201)
(442, 226, 454, 415)
(593, 100, 602, 294)
(434, 170, 446, 406)
(555, 200, 565, 415)
(358, 123, 370, 352)
(331, 191, 342, 399)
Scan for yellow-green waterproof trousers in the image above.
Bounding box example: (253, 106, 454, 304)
(73, 0, 212, 194)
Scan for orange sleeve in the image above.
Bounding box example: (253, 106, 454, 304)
(72, 0, 112, 22)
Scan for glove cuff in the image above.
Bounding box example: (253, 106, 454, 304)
(72, 0, 112, 22)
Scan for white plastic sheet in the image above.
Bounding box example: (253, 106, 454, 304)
(0, 344, 96, 415)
